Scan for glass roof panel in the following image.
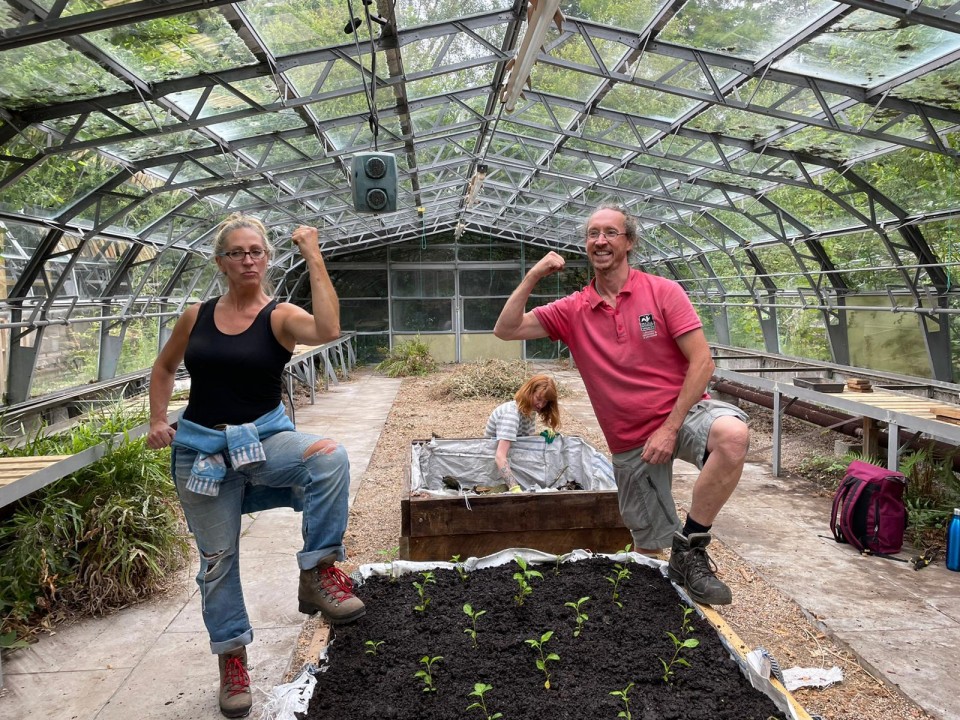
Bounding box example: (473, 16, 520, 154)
(771, 125, 890, 161)
(658, 0, 839, 61)
(85, 10, 257, 82)
(206, 108, 306, 142)
(775, 9, 960, 87)
(892, 58, 960, 111)
(395, 0, 515, 27)
(688, 106, 790, 142)
(405, 64, 496, 100)
(821, 230, 915, 292)
(560, 0, 665, 35)
(100, 129, 214, 162)
(529, 64, 606, 103)
(242, 0, 358, 55)
(0, 41, 129, 110)
(598, 83, 699, 123)
(0, 151, 120, 218)
(852, 145, 960, 214)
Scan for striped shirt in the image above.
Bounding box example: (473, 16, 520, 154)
(484, 400, 536, 441)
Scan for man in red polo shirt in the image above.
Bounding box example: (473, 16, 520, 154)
(494, 204, 750, 605)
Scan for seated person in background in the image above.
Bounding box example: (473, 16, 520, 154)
(484, 374, 561, 492)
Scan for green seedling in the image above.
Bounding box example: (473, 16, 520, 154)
(451, 554, 470, 581)
(564, 596, 590, 638)
(512, 555, 543, 606)
(554, 552, 570, 575)
(466, 682, 503, 720)
(605, 555, 632, 608)
(659, 605, 699, 683)
(413, 571, 436, 612)
(463, 602, 486, 648)
(414, 654, 443, 692)
(364, 639, 385, 656)
(609, 681, 634, 720)
(525, 630, 560, 689)
(377, 545, 400, 581)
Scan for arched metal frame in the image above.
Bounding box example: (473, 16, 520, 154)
(1, 0, 959, 403)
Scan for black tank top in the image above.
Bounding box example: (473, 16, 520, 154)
(182, 297, 293, 428)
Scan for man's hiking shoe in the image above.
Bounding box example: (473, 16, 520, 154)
(667, 531, 733, 605)
(298, 562, 366, 624)
(218, 647, 251, 718)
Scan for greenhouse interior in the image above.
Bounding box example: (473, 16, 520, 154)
(2, 0, 960, 719)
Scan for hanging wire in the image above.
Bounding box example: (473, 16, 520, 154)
(345, 0, 380, 150)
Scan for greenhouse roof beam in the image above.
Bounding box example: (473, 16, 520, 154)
(0, 0, 237, 51)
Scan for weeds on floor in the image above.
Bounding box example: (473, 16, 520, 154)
(376, 336, 437, 377)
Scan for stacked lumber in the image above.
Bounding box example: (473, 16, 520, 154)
(846, 378, 873, 393)
(933, 406, 960, 426)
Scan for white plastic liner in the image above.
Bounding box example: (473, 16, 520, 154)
(409, 435, 615, 495)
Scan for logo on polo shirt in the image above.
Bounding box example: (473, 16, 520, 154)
(639, 313, 657, 338)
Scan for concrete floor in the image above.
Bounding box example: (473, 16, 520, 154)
(2, 367, 959, 720)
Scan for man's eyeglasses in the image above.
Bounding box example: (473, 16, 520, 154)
(587, 229, 627, 240)
(218, 248, 266, 261)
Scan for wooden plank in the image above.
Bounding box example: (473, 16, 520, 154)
(932, 406, 960, 420)
(400, 528, 633, 562)
(0, 456, 74, 487)
(403, 491, 625, 537)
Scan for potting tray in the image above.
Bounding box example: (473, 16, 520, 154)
(792, 376, 845, 393)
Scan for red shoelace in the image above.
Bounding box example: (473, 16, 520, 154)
(223, 656, 250, 697)
(319, 566, 356, 601)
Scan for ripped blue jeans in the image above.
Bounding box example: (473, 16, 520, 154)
(172, 430, 350, 654)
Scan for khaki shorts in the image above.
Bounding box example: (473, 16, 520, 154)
(612, 399, 749, 551)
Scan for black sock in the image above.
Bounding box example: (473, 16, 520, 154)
(682, 516, 711, 536)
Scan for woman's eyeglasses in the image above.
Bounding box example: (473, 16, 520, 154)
(218, 248, 266, 261)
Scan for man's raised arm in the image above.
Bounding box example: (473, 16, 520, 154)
(494, 251, 565, 340)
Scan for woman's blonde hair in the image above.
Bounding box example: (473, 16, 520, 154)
(515, 374, 560, 431)
(212, 213, 275, 292)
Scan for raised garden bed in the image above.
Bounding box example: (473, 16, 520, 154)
(302, 552, 807, 720)
(401, 437, 631, 560)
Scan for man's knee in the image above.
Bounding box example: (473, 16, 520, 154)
(709, 417, 750, 461)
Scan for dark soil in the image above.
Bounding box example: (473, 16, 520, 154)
(302, 557, 789, 720)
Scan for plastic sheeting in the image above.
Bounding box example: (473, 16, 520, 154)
(409, 435, 615, 495)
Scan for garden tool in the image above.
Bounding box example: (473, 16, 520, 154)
(540, 429, 557, 443)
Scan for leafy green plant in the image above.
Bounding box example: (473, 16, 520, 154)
(466, 682, 502, 720)
(413, 571, 436, 612)
(565, 596, 590, 638)
(512, 555, 543, 606)
(375, 336, 437, 377)
(609, 681, 634, 720)
(525, 630, 560, 689)
(451, 554, 469, 581)
(463, 603, 486, 648)
(377, 545, 400, 582)
(364, 639, 385, 656)
(606, 555, 632, 609)
(0, 405, 187, 643)
(659, 605, 700, 684)
(414, 654, 443, 692)
(899, 448, 960, 546)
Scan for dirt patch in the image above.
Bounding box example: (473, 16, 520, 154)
(304, 558, 790, 720)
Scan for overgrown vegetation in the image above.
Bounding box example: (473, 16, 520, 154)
(0, 403, 187, 645)
(796, 446, 960, 548)
(435, 359, 561, 400)
(375, 336, 437, 377)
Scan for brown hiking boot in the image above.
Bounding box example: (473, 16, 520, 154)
(298, 562, 366, 624)
(667, 531, 733, 606)
(217, 647, 251, 718)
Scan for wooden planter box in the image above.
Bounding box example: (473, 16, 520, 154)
(400, 438, 630, 561)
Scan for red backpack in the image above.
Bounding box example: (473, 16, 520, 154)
(830, 459, 908, 556)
